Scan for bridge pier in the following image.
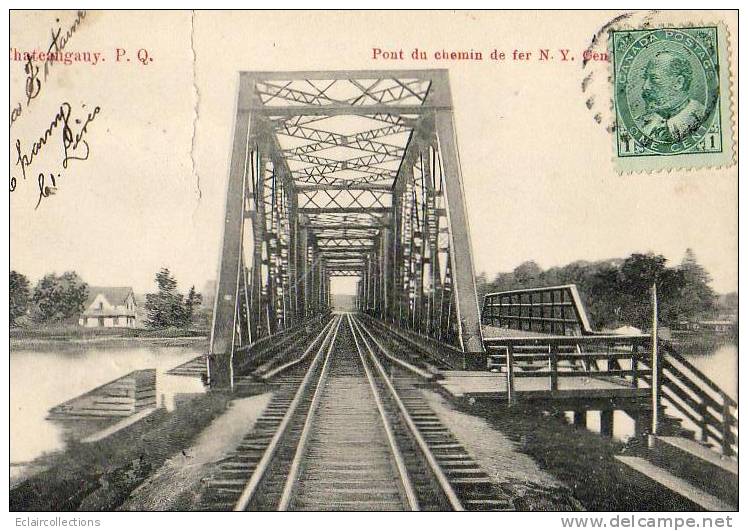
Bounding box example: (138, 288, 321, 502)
(633, 409, 652, 438)
(600, 410, 614, 438)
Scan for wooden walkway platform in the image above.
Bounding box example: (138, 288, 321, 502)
(48, 369, 157, 419)
(481, 326, 554, 339)
(436, 370, 650, 409)
(166, 355, 206, 377)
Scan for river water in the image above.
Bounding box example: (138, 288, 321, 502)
(9, 338, 738, 483)
(10, 344, 205, 483)
(681, 342, 737, 400)
(581, 340, 737, 442)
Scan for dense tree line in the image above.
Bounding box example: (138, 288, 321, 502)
(9, 271, 88, 325)
(476, 249, 717, 330)
(9, 271, 31, 324)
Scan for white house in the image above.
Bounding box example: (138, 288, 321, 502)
(79, 287, 137, 328)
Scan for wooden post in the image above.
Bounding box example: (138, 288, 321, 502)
(698, 402, 709, 443)
(600, 410, 614, 437)
(631, 344, 639, 388)
(634, 409, 651, 438)
(506, 345, 515, 405)
(650, 281, 660, 440)
(721, 391, 733, 456)
(549, 345, 558, 391)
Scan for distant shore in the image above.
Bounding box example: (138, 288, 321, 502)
(668, 331, 738, 354)
(10, 326, 208, 350)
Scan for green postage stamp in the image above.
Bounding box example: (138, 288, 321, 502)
(611, 25, 734, 172)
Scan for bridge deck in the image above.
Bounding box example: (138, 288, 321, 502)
(436, 371, 650, 408)
(481, 325, 554, 339)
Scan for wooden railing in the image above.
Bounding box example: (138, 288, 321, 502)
(481, 284, 737, 456)
(481, 284, 594, 336)
(484, 334, 651, 402)
(484, 334, 738, 456)
(644, 343, 738, 457)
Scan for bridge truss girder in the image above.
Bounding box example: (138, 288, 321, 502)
(209, 70, 484, 389)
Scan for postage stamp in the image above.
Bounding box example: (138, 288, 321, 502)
(611, 25, 735, 172)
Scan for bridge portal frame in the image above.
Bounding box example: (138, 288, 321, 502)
(209, 70, 484, 389)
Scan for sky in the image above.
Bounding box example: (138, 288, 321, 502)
(9, 10, 738, 297)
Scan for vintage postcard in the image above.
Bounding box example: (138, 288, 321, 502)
(7, 9, 739, 519)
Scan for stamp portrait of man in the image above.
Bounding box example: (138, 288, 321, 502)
(635, 50, 706, 143)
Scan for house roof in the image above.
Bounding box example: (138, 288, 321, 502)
(84, 287, 135, 307)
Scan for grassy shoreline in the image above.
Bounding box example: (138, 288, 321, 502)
(11, 336, 208, 350)
(10, 391, 231, 511)
(466, 400, 693, 511)
(10, 326, 208, 350)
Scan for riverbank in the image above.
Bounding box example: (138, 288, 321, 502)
(10, 380, 700, 512)
(11, 336, 208, 350)
(461, 398, 684, 511)
(10, 326, 208, 350)
(668, 332, 738, 354)
(10, 391, 231, 511)
(10, 332, 735, 511)
(120, 393, 272, 510)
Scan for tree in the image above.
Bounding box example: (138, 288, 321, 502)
(475, 272, 489, 310)
(31, 272, 88, 323)
(615, 253, 669, 329)
(145, 268, 186, 328)
(675, 248, 717, 319)
(144, 269, 203, 328)
(10, 271, 30, 325)
(585, 264, 623, 329)
(183, 285, 203, 325)
(513, 260, 543, 285)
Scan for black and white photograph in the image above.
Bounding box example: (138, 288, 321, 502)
(6, 8, 740, 521)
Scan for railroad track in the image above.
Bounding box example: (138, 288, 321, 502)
(198, 313, 511, 511)
(351, 316, 513, 510)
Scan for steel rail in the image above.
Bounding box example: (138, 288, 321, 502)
(261, 319, 336, 380)
(350, 314, 465, 511)
(355, 318, 434, 380)
(276, 315, 344, 510)
(346, 314, 420, 510)
(233, 314, 340, 511)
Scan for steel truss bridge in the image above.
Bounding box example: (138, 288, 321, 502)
(201, 69, 736, 511)
(208, 69, 484, 389)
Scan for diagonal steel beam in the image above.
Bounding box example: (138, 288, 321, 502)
(319, 247, 374, 253)
(296, 183, 392, 191)
(268, 112, 413, 132)
(286, 151, 401, 175)
(259, 78, 430, 108)
(298, 189, 391, 210)
(299, 207, 391, 214)
(293, 173, 396, 187)
(290, 159, 396, 180)
(316, 237, 376, 244)
(278, 124, 408, 158)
